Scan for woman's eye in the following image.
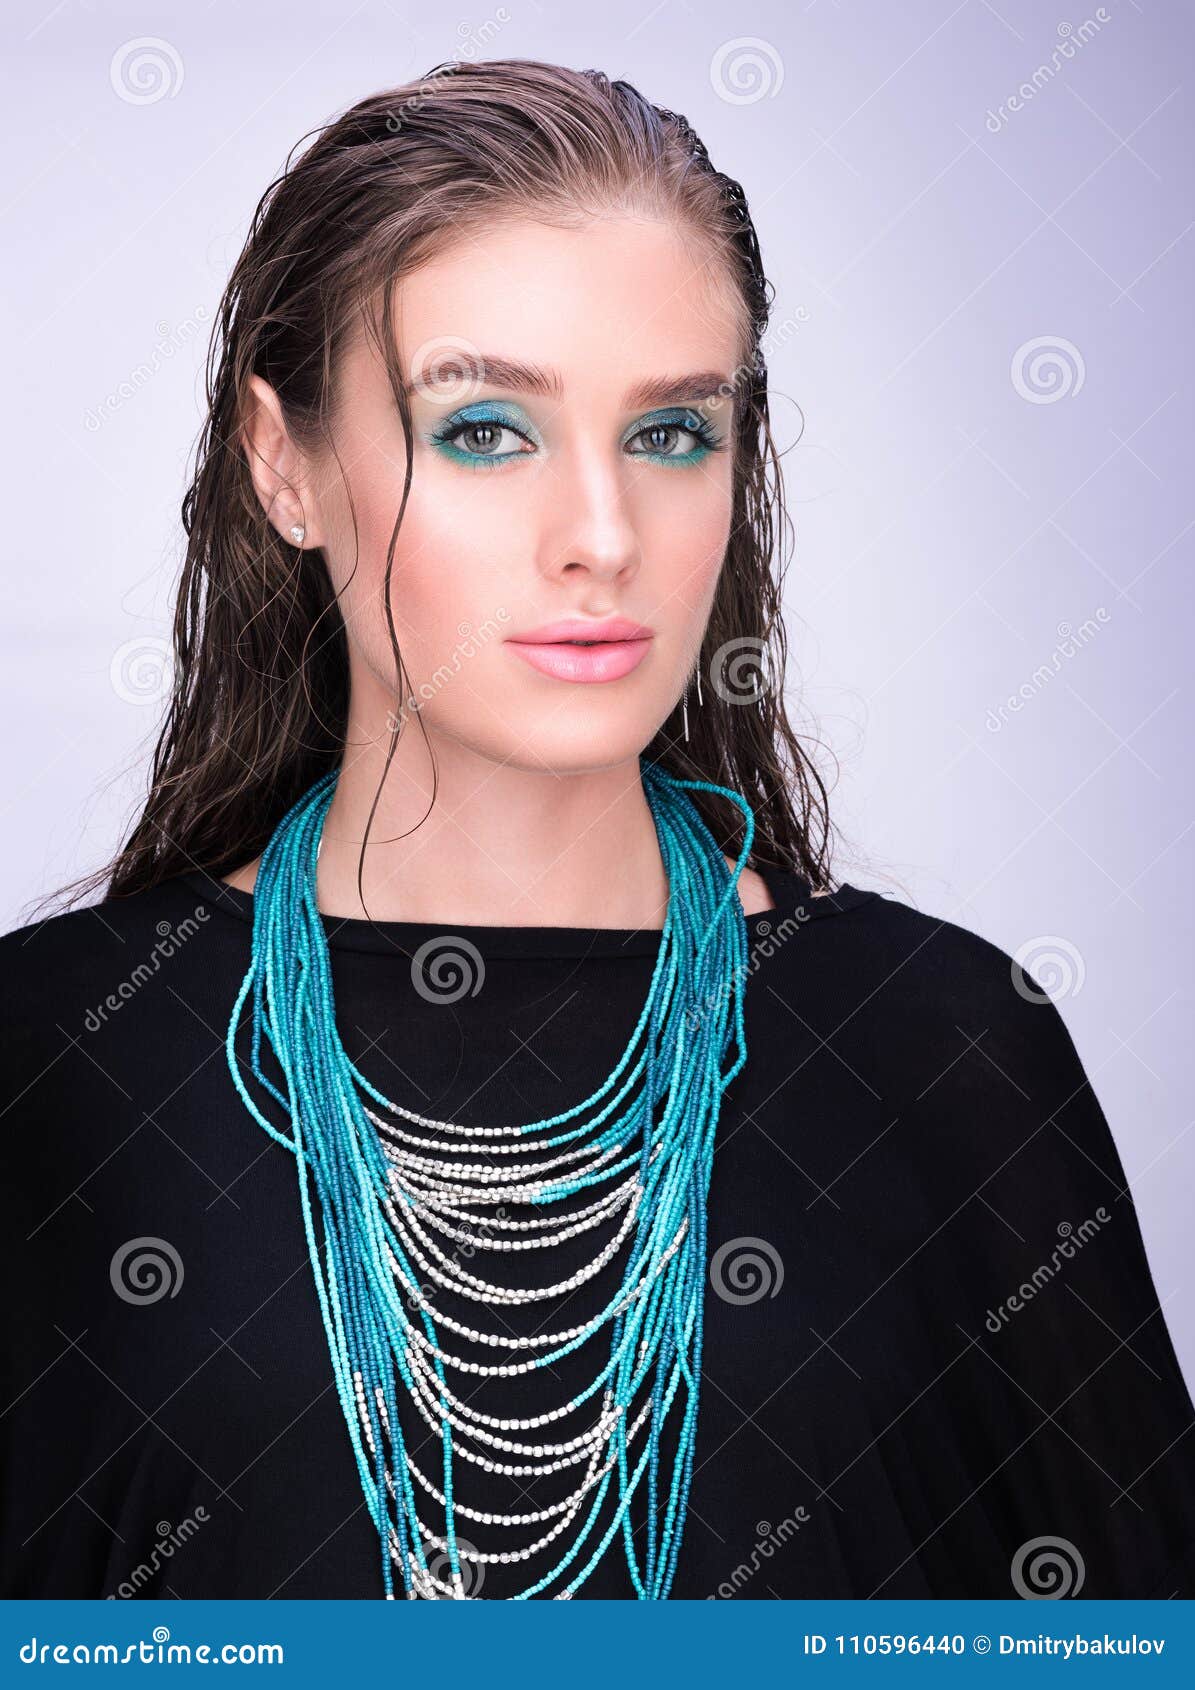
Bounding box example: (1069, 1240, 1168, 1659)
(439, 420, 532, 459)
(430, 408, 721, 468)
(626, 417, 718, 460)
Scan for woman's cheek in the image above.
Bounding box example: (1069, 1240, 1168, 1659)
(642, 500, 729, 618)
(391, 488, 512, 629)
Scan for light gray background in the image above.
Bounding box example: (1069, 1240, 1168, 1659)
(5, 1, 1192, 1393)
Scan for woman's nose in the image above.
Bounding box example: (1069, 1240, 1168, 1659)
(536, 447, 641, 581)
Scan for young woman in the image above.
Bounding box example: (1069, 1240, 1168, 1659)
(2, 60, 1193, 1602)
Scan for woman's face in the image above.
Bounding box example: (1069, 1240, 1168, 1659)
(309, 214, 743, 774)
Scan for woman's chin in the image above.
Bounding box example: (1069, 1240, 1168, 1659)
(441, 718, 664, 776)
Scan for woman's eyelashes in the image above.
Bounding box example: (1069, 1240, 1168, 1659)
(427, 403, 726, 469)
(428, 402, 539, 469)
(622, 408, 725, 465)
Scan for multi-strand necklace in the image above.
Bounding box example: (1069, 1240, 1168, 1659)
(224, 755, 755, 1598)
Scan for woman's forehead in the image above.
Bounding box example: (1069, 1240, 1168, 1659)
(387, 216, 745, 362)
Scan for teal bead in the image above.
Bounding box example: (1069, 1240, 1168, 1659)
(223, 753, 755, 1599)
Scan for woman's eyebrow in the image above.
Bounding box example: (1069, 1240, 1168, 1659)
(625, 370, 730, 409)
(406, 353, 730, 409)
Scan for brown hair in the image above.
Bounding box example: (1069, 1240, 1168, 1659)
(37, 57, 836, 920)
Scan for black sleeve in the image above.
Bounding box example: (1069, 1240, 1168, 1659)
(902, 941, 1195, 1597)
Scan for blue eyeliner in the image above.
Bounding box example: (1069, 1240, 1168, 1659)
(622, 407, 724, 465)
(427, 401, 726, 469)
(427, 401, 540, 470)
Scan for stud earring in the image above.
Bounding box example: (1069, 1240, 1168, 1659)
(289, 524, 306, 545)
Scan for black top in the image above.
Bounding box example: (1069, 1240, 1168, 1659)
(2, 861, 1193, 1600)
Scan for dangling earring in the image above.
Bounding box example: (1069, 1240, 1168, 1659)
(289, 523, 306, 546)
(682, 661, 704, 743)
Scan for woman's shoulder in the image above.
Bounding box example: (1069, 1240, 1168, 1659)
(1, 871, 220, 967)
(755, 865, 1094, 1122)
(0, 872, 228, 1060)
(760, 862, 1033, 990)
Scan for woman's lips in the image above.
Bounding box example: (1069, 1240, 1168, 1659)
(506, 637, 652, 683)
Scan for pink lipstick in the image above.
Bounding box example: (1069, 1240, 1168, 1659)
(506, 617, 654, 684)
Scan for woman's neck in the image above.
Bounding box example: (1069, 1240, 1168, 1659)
(222, 736, 776, 924)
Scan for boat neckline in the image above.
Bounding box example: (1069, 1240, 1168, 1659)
(177, 863, 879, 959)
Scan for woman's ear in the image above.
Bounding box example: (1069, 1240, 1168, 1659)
(239, 373, 325, 548)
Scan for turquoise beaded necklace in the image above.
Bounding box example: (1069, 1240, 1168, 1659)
(224, 753, 755, 1598)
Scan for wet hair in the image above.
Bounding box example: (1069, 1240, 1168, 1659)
(40, 57, 836, 919)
